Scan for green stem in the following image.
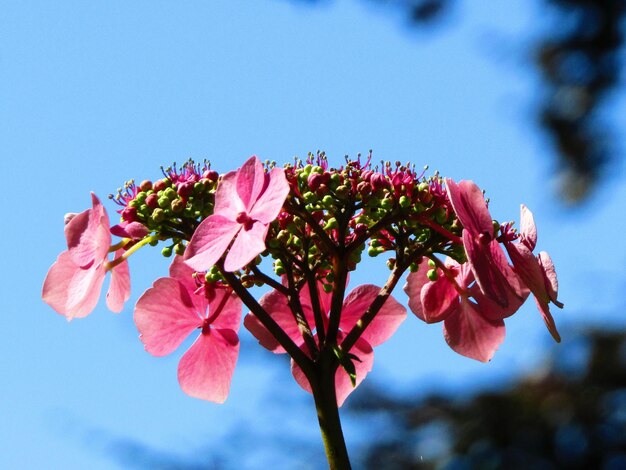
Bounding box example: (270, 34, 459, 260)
(310, 351, 352, 470)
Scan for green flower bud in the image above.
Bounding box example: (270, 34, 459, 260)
(399, 195, 410, 208)
(151, 208, 165, 223)
(428, 259, 436, 268)
(435, 207, 447, 224)
(161, 246, 173, 257)
(303, 191, 317, 204)
(492, 220, 500, 237)
(158, 197, 170, 209)
(323, 218, 338, 231)
(171, 199, 185, 213)
(427, 269, 438, 281)
(174, 243, 185, 256)
(381, 198, 393, 210)
(164, 187, 177, 200)
(334, 185, 349, 199)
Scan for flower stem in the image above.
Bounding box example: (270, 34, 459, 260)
(310, 352, 352, 470)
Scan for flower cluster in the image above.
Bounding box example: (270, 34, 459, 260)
(43, 154, 563, 406)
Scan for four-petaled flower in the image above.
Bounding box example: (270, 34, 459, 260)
(244, 281, 406, 406)
(42, 193, 130, 320)
(404, 258, 528, 362)
(134, 256, 242, 403)
(445, 178, 526, 308)
(184, 156, 289, 272)
(502, 205, 563, 342)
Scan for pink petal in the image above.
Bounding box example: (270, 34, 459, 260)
(214, 171, 244, 220)
(463, 233, 511, 307)
(290, 336, 374, 407)
(134, 278, 202, 356)
(334, 337, 374, 406)
(443, 300, 506, 362)
(519, 205, 537, 250)
(533, 296, 561, 343)
(209, 289, 242, 331)
(403, 259, 431, 321)
(249, 167, 290, 224)
(538, 251, 561, 306)
(505, 242, 550, 304)
(340, 285, 407, 347)
(42, 251, 107, 320)
(469, 282, 528, 321)
(65, 193, 111, 268)
(223, 221, 268, 272)
(183, 215, 241, 272)
(178, 328, 239, 403)
(169, 256, 198, 296)
(236, 156, 267, 213)
(245, 289, 302, 353)
(421, 276, 459, 324)
(106, 250, 130, 313)
(445, 179, 493, 236)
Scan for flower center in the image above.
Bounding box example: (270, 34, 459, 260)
(201, 317, 212, 335)
(236, 211, 255, 231)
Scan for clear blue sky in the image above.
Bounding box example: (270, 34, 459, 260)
(2, 1, 625, 468)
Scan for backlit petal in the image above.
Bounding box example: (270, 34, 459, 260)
(223, 221, 268, 272)
(183, 215, 241, 272)
(245, 289, 302, 352)
(236, 156, 267, 213)
(134, 278, 202, 356)
(249, 167, 290, 224)
(178, 328, 239, 403)
(65, 193, 111, 268)
(520, 205, 537, 250)
(403, 259, 431, 321)
(421, 276, 459, 324)
(214, 171, 244, 220)
(43, 251, 106, 320)
(106, 249, 130, 313)
(443, 301, 506, 362)
(340, 285, 406, 347)
(209, 289, 242, 331)
(445, 179, 493, 237)
(290, 335, 374, 407)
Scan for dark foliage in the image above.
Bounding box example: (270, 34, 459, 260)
(348, 329, 626, 469)
(287, 0, 626, 203)
(537, 0, 625, 202)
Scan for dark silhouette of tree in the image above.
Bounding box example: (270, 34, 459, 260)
(287, 0, 626, 203)
(348, 328, 626, 469)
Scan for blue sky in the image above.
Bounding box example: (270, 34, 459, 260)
(2, 1, 625, 468)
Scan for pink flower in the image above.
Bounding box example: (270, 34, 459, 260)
(502, 205, 563, 342)
(404, 258, 528, 362)
(244, 282, 406, 406)
(42, 193, 131, 320)
(184, 156, 289, 272)
(134, 256, 242, 403)
(445, 178, 525, 307)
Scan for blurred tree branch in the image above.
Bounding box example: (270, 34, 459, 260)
(285, 0, 625, 203)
